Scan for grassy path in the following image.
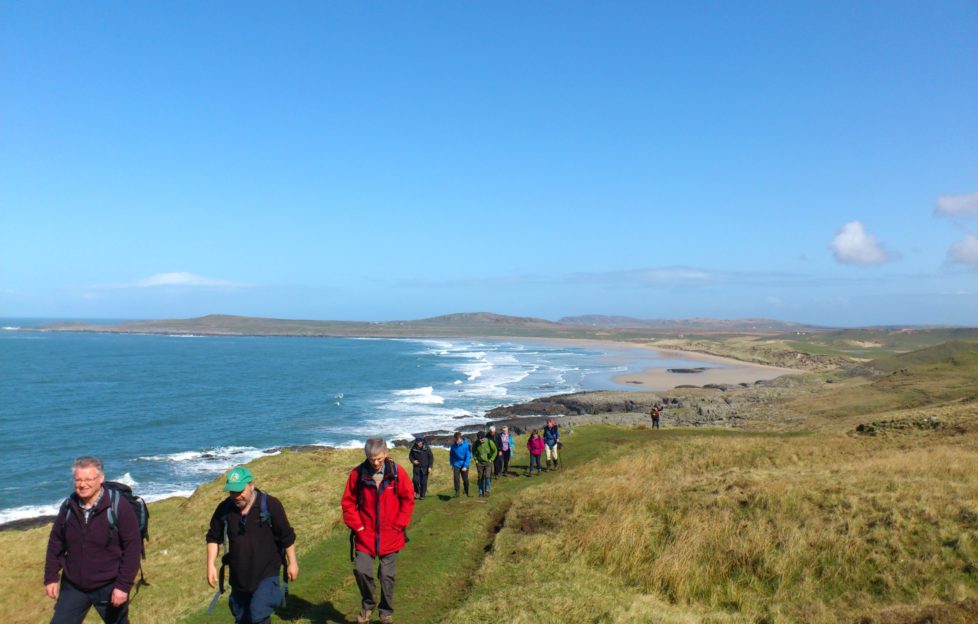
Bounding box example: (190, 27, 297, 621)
(183, 426, 647, 624)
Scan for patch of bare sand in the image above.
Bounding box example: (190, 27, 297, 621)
(613, 358, 799, 389)
(486, 336, 802, 391)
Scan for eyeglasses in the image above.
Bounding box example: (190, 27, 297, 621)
(74, 478, 100, 485)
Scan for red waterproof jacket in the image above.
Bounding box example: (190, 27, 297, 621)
(341, 459, 415, 557)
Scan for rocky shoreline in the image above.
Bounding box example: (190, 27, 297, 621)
(2, 375, 809, 532)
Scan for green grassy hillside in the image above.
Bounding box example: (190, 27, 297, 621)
(5, 341, 978, 623)
(5, 421, 977, 623)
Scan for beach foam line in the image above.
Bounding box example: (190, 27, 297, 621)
(137, 445, 278, 475)
(0, 502, 63, 525)
(0, 485, 201, 526)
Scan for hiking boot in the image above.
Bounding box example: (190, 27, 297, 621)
(357, 608, 372, 624)
(453, 491, 459, 498)
(380, 615, 394, 624)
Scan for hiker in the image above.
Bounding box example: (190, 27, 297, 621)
(449, 431, 472, 497)
(408, 436, 434, 500)
(649, 405, 662, 430)
(543, 419, 561, 470)
(205, 466, 298, 624)
(341, 438, 415, 624)
(472, 430, 498, 496)
(44, 456, 141, 624)
(490, 425, 505, 477)
(526, 430, 545, 475)
(499, 425, 515, 475)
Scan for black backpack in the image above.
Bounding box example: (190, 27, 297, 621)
(209, 490, 288, 613)
(61, 481, 151, 587)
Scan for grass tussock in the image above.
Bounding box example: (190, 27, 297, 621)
(450, 428, 978, 623)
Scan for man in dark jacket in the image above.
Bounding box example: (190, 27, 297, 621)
(206, 466, 299, 624)
(408, 437, 434, 500)
(489, 425, 505, 478)
(44, 456, 141, 624)
(341, 438, 415, 624)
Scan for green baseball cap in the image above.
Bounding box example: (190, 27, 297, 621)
(224, 466, 254, 492)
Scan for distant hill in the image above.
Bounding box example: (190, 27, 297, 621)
(869, 339, 978, 374)
(39, 312, 580, 339)
(560, 314, 822, 333)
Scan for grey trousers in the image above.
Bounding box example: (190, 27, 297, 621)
(354, 550, 398, 616)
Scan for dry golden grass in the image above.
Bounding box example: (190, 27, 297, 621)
(447, 422, 978, 623)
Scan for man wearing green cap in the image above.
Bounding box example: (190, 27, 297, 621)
(206, 466, 299, 624)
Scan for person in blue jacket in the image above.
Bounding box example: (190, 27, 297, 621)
(448, 431, 472, 497)
(543, 419, 561, 470)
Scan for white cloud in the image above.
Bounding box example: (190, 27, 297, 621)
(638, 268, 711, 282)
(133, 272, 240, 288)
(95, 272, 248, 289)
(830, 221, 891, 265)
(936, 191, 978, 217)
(947, 233, 978, 268)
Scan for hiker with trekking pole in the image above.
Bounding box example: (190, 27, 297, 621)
(205, 466, 298, 624)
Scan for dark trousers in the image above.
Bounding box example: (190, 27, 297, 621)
(500, 449, 511, 473)
(528, 454, 542, 473)
(412, 465, 429, 498)
(452, 466, 469, 495)
(51, 579, 129, 624)
(354, 551, 398, 617)
(492, 454, 503, 476)
(476, 461, 492, 494)
(228, 575, 282, 624)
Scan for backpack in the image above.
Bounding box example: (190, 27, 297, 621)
(61, 481, 151, 588)
(348, 459, 406, 562)
(209, 490, 288, 613)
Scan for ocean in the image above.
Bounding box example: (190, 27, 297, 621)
(0, 321, 716, 524)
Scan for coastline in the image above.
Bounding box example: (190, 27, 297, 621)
(611, 346, 800, 389)
(0, 335, 802, 531)
(506, 336, 802, 389)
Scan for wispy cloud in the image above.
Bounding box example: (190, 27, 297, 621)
(936, 191, 978, 217)
(98, 272, 248, 289)
(401, 266, 812, 290)
(947, 233, 978, 268)
(830, 221, 891, 265)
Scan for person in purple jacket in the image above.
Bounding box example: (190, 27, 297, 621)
(44, 456, 141, 624)
(526, 430, 545, 476)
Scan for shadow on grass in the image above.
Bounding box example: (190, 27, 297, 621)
(278, 593, 354, 624)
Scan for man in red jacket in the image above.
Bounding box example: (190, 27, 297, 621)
(44, 456, 140, 624)
(341, 438, 415, 624)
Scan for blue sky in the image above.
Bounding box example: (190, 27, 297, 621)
(2, 2, 976, 326)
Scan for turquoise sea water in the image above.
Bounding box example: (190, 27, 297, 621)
(0, 321, 715, 523)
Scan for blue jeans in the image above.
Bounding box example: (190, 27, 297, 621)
(51, 579, 129, 624)
(229, 575, 282, 624)
(529, 454, 542, 473)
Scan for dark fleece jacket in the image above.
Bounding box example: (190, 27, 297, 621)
(44, 489, 141, 592)
(408, 441, 434, 470)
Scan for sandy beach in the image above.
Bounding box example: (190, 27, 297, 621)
(612, 347, 800, 389)
(513, 336, 801, 390)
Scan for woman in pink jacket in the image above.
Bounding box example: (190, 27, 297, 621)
(526, 429, 545, 476)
